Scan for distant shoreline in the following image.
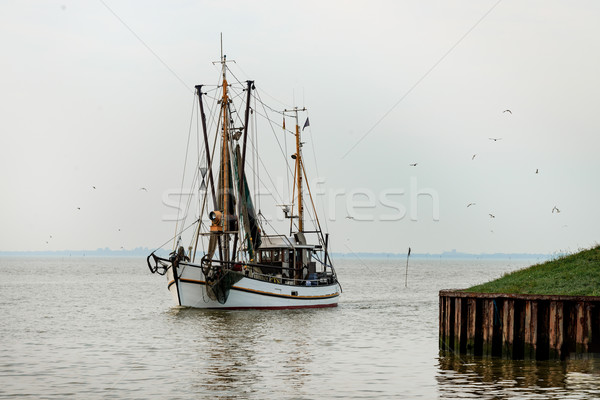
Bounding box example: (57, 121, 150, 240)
(0, 248, 553, 260)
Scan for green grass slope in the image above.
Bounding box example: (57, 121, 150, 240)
(465, 245, 600, 296)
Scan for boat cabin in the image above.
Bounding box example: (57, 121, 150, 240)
(255, 235, 322, 284)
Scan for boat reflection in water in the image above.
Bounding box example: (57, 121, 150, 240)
(166, 307, 313, 396)
(437, 353, 600, 399)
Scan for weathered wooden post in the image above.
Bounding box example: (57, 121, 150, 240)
(548, 301, 564, 360)
(523, 300, 538, 359)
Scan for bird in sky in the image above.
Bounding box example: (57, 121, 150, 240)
(92, 186, 96, 189)
(489, 213, 495, 218)
(472, 154, 477, 160)
(535, 169, 539, 174)
(77, 207, 81, 210)
(552, 206, 561, 214)
(409, 163, 418, 167)
(139, 187, 148, 191)
(489, 138, 502, 142)
(467, 203, 476, 208)
(503, 109, 512, 114)
(345, 215, 354, 220)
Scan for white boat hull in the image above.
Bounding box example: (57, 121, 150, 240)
(166, 264, 340, 309)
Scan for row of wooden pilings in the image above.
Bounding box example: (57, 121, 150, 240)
(439, 290, 600, 360)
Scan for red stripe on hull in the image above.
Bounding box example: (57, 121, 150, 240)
(205, 303, 338, 310)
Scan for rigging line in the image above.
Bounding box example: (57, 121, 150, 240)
(249, 103, 295, 136)
(179, 129, 202, 236)
(224, 64, 245, 87)
(202, 93, 220, 103)
(248, 91, 295, 134)
(173, 94, 198, 248)
(300, 159, 326, 245)
(255, 90, 295, 179)
(203, 72, 227, 138)
(180, 169, 200, 243)
(251, 148, 288, 207)
(341, 0, 504, 159)
(229, 61, 294, 110)
(191, 170, 210, 260)
(252, 93, 302, 135)
(251, 90, 299, 132)
(260, 211, 284, 237)
(305, 111, 330, 235)
(151, 217, 201, 255)
(252, 92, 261, 213)
(196, 92, 205, 186)
(288, 158, 298, 235)
(252, 93, 286, 116)
(283, 113, 290, 201)
(342, 244, 399, 293)
(98, 0, 191, 92)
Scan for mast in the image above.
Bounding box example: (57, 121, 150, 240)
(283, 107, 307, 233)
(195, 84, 223, 262)
(221, 54, 230, 262)
(230, 80, 254, 261)
(295, 111, 304, 232)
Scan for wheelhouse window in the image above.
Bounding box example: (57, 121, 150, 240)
(259, 249, 283, 264)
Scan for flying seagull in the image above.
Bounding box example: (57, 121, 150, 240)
(92, 186, 96, 189)
(345, 215, 355, 220)
(77, 207, 81, 210)
(489, 213, 495, 218)
(467, 203, 476, 208)
(552, 206, 560, 214)
(489, 138, 502, 142)
(409, 163, 418, 167)
(503, 109, 512, 114)
(535, 169, 539, 174)
(472, 154, 477, 160)
(139, 187, 148, 191)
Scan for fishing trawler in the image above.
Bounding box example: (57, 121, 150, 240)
(147, 51, 341, 309)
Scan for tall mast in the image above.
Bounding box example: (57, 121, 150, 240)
(284, 107, 306, 233)
(194, 84, 223, 262)
(295, 111, 304, 232)
(220, 53, 230, 262)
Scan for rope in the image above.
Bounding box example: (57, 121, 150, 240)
(151, 218, 201, 255)
(172, 94, 199, 249)
(305, 111, 330, 235)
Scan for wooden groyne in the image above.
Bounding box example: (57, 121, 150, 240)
(439, 290, 600, 360)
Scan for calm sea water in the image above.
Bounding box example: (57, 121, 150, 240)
(1, 256, 599, 399)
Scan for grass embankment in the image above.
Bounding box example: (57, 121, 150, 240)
(465, 245, 600, 296)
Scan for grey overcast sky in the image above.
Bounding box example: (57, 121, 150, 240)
(1, 1, 599, 254)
